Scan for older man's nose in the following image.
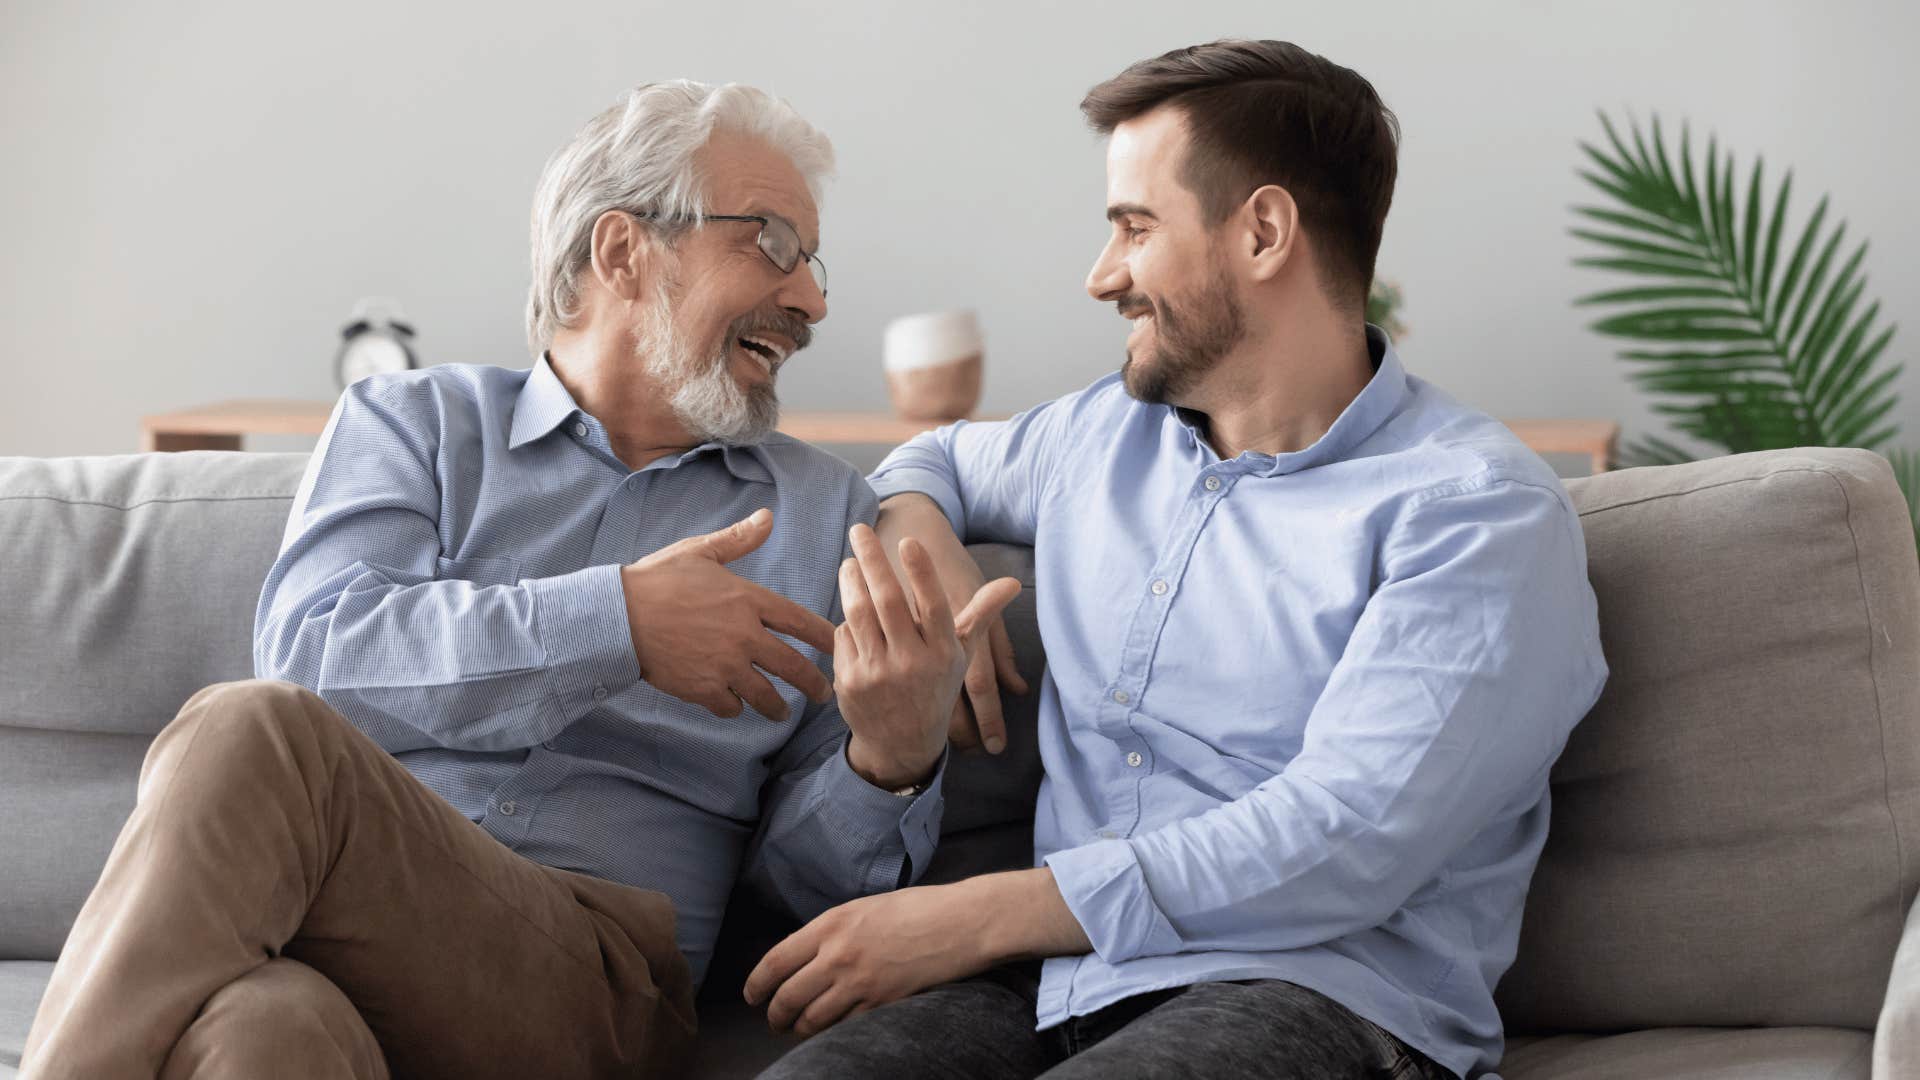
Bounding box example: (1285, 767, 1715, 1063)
(779, 266, 828, 324)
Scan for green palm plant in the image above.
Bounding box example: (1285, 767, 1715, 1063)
(1572, 111, 1916, 520)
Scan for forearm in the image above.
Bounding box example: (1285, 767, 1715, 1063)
(877, 492, 970, 566)
(255, 561, 637, 752)
(965, 867, 1094, 963)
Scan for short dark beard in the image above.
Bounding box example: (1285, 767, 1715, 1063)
(1119, 256, 1246, 406)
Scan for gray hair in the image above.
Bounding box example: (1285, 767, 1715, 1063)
(525, 81, 835, 354)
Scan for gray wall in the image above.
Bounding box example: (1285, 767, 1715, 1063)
(4, 0, 1916, 462)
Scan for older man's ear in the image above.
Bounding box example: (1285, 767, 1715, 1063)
(587, 208, 662, 307)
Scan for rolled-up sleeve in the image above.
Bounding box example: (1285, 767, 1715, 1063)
(1045, 477, 1608, 963)
(869, 390, 1081, 546)
(253, 380, 641, 753)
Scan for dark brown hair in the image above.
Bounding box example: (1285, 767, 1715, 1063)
(1082, 40, 1399, 311)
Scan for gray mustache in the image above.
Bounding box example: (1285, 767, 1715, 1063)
(729, 310, 813, 356)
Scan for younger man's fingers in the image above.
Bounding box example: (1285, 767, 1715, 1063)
(989, 619, 1029, 695)
(965, 647, 1007, 754)
(946, 698, 982, 750)
(953, 577, 1023, 649)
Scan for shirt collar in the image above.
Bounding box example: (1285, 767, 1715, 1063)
(1173, 324, 1408, 477)
(509, 353, 583, 450)
(509, 353, 775, 485)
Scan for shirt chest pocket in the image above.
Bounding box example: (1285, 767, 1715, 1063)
(434, 554, 522, 587)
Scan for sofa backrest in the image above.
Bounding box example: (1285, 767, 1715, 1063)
(0, 452, 310, 959)
(3, 446, 1916, 1037)
(1497, 447, 1920, 1033)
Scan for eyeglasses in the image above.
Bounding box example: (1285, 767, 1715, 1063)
(633, 211, 828, 298)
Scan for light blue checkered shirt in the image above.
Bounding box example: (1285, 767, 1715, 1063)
(869, 328, 1607, 1080)
(255, 356, 944, 986)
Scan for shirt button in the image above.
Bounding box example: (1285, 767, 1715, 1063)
(592, 685, 609, 701)
(1112, 689, 1130, 705)
(542, 740, 558, 751)
(1126, 752, 1143, 768)
(573, 421, 588, 438)
(1150, 579, 1169, 596)
(1097, 829, 1118, 840)
(498, 800, 517, 816)
(1204, 475, 1223, 492)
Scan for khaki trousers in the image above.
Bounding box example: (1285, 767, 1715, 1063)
(20, 680, 697, 1079)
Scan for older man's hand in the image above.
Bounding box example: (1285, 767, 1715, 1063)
(620, 508, 838, 721)
(873, 493, 1030, 756)
(836, 524, 1021, 790)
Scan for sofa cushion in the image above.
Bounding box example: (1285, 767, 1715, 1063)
(1500, 1026, 1870, 1079)
(0, 730, 151, 960)
(1497, 448, 1920, 1034)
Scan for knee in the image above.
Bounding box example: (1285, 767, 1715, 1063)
(141, 680, 341, 793)
(164, 960, 386, 1080)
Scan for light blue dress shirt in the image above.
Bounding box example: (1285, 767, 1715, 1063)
(869, 328, 1606, 1079)
(254, 356, 945, 986)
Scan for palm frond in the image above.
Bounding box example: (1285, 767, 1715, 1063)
(1572, 110, 1905, 457)
(1884, 448, 1920, 534)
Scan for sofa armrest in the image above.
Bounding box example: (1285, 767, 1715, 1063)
(1876, 892, 1920, 1078)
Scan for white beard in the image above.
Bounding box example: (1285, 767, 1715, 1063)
(635, 285, 779, 446)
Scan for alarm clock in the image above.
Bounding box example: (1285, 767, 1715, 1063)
(335, 298, 418, 388)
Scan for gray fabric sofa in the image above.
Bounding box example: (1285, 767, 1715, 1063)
(3, 446, 1919, 1079)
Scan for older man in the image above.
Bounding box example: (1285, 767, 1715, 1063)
(751, 41, 1606, 1080)
(21, 81, 1011, 1080)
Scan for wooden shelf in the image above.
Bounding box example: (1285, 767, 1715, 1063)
(141, 400, 1620, 473)
(141, 400, 335, 451)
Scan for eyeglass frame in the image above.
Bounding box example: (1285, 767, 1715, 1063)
(629, 210, 828, 299)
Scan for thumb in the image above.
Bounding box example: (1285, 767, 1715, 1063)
(953, 577, 1022, 650)
(697, 507, 774, 563)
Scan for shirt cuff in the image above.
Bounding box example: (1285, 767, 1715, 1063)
(868, 463, 967, 538)
(818, 738, 948, 894)
(1042, 839, 1184, 965)
(523, 563, 643, 721)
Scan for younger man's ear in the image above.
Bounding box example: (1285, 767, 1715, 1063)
(1243, 184, 1299, 283)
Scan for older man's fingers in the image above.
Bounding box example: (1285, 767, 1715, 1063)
(898, 538, 955, 643)
(839, 558, 884, 657)
(850, 525, 916, 647)
(752, 584, 838, 655)
(730, 667, 788, 722)
(753, 638, 831, 706)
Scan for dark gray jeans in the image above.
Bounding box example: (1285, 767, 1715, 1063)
(758, 962, 1455, 1080)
